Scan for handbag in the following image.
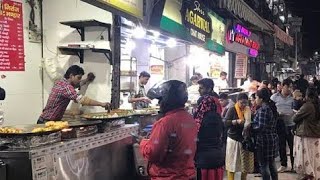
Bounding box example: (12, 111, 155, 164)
(242, 124, 255, 152)
(242, 136, 255, 152)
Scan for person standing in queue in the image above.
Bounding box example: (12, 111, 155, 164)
(129, 71, 151, 109)
(38, 65, 110, 124)
(270, 79, 295, 172)
(140, 80, 198, 180)
(194, 78, 224, 180)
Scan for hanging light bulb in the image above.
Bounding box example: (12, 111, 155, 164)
(125, 39, 136, 54)
(132, 26, 146, 39)
(152, 31, 160, 38)
(166, 38, 176, 48)
(149, 43, 158, 55)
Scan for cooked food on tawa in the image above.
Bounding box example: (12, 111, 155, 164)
(0, 127, 23, 134)
(31, 121, 69, 133)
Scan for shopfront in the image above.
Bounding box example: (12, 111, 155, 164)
(225, 22, 262, 86)
(149, 0, 227, 85)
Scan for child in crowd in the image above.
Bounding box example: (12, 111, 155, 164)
(292, 90, 304, 113)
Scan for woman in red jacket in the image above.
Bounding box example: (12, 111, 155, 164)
(140, 80, 198, 180)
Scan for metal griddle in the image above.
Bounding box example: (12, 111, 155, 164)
(0, 124, 61, 137)
(67, 120, 102, 127)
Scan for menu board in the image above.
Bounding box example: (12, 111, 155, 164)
(234, 54, 248, 79)
(0, 0, 24, 71)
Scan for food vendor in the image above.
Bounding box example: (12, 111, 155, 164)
(128, 71, 151, 109)
(37, 65, 110, 124)
(214, 71, 229, 94)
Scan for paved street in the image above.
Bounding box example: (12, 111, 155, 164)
(224, 158, 299, 179)
(223, 171, 298, 180)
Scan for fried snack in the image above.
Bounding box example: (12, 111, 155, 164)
(30, 121, 69, 133)
(31, 127, 44, 133)
(0, 127, 23, 134)
(45, 121, 56, 127)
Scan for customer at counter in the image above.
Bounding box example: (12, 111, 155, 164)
(38, 65, 110, 123)
(129, 71, 152, 109)
(140, 80, 198, 180)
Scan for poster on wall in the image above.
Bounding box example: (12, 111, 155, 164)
(234, 54, 248, 79)
(150, 65, 164, 75)
(0, 0, 24, 71)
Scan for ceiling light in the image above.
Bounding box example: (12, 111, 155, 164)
(132, 26, 146, 39)
(166, 38, 176, 48)
(149, 43, 158, 55)
(125, 39, 136, 53)
(152, 31, 160, 38)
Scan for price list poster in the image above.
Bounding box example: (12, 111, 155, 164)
(0, 0, 24, 71)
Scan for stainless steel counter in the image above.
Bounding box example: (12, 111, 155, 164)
(0, 124, 139, 180)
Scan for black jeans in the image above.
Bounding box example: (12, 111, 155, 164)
(259, 159, 278, 180)
(277, 119, 294, 167)
(257, 147, 278, 180)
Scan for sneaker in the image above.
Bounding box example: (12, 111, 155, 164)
(277, 166, 288, 173)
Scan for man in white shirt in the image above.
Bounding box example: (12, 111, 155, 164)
(214, 71, 229, 93)
(187, 75, 200, 105)
(241, 75, 253, 92)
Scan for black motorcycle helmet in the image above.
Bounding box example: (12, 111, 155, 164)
(0, 87, 5, 100)
(147, 80, 188, 114)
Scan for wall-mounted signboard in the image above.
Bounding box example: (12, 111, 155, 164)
(81, 0, 143, 20)
(226, 24, 261, 58)
(151, 0, 226, 55)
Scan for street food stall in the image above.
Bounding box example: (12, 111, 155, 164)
(0, 109, 153, 180)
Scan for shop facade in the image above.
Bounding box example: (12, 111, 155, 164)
(149, 0, 227, 85)
(225, 22, 263, 86)
(0, 1, 143, 180)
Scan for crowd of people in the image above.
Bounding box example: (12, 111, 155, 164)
(138, 73, 320, 180)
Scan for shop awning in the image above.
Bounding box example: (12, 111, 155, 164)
(218, 0, 274, 33)
(267, 21, 294, 46)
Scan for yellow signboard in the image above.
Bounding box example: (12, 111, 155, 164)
(100, 0, 143, 19)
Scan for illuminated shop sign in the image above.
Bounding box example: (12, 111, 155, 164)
(227, 24, 260, 57)
(182, 0, 212, 43)
(234, 24, 251, 37)
(154, 0, 226, 55)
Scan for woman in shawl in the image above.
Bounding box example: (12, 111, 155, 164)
(194, 78, 224, 180)
(225, 93, 254, 180)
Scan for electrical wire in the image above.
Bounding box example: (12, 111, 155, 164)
(27, 0, 36, 29)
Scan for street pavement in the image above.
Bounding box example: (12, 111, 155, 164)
(223, 158, 299, 179)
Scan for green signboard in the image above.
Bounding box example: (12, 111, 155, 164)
(160, 0, 226, 55)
